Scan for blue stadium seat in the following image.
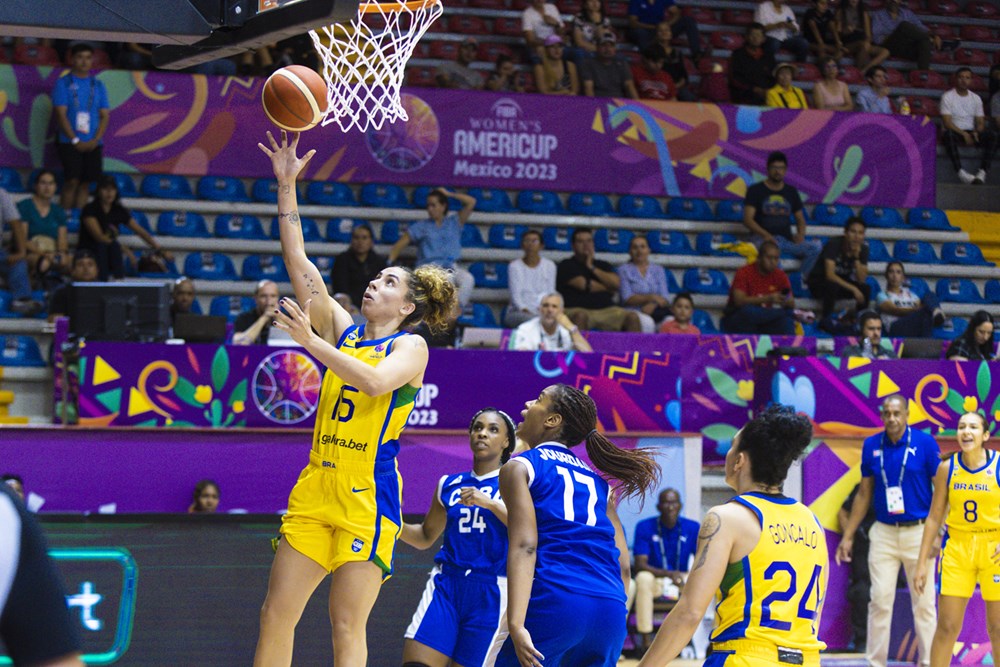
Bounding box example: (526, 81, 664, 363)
(667, 197, 713, 221)
(866, 275, 883, 298)
(893, 240, 938, 264)
(934, 316, 967, 340)
(242, 255, 290, 283)
(0, 335, 45, 367)
(787, 272, 811, 298)
(682, 267, 730, 295)
(305, 181, 354, 206)
(197, 175, 249, 202)
(467, 187, 515, 213)
(327, 217, 363, 243)
(906, 277, 931, 298)
(411, 186, 461, 210)
(936, 278, 985, 303)
(907, 207, 956, 230)
(107, 172, 138, 198)
(594, 229, 634, 253)
(986, 279, 1000, 304)
(941, 242, 993, 266)
(619, 195, 664, 219)
(517, 190, 564, 214)
(270, 215, 321, 243)
(0, 167, 24, 193)
(0, 291, 17, 319)
(866, 239, 891, 263)
(692, 309, 718, 334)
(360, 183, 408, 208)
(714, 199, 744, 223)
(861, 206, 904, 229)
(646, 230, 694, 255)
(141, 174, 194, 200)
(542, 227, 573, 251)
(118, 210, 152, 236)
(215, 214, 266, 240)
(156, 211, 210, 238)
(488, 224, 528, 249)
(65, 208, 80, 234)
(568, 193, 615, 217)
(457, 303, 498, 328)
(380, 220, 409, 245)
(695, 232, 741, 256)
(811, 203, 854, 227)
(183, 252, 238, 281)
(313, 256, 334, 275)
(133, 250, 180, 279)
(469, 262, 509, 289)
(210, 295, 254, 323)
(252, 178, 280, 203)
(461, 225, 487, 248)
(665, 270, 681, 294)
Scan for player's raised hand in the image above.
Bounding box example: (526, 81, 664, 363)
(272, 297, 317, 348)
(258, 130, 315, 182)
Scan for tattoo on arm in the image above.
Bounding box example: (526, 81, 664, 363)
(692, 511, 722, 571)
(304, 275, 321, 296)
(277, 210, 301, 225)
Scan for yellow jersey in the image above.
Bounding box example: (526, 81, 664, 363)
(711, 493, 828, 654)
(945, 450, 1000, 534)
(311, 325, 420, 467)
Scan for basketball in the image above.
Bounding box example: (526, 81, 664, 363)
(261, 65, 329, 132)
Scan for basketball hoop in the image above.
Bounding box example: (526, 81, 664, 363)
(310, 0, 443, 132)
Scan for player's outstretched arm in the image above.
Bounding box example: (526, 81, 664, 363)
(401, 485, 447, 549)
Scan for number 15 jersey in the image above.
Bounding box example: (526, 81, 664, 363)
(711, 492, 828, 653)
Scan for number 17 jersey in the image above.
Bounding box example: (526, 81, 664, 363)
(711, 492, 828, 653)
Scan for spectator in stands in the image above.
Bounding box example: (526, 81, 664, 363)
(840, 311, 896, 358)
(743, 151, 822, 277)
(834, 0, 888, 75)
(941, 67, 997, 185)
(188, 479, 220, 514)
(632, 44, 678, 100)
(946, 310, 995, 361)
(17, 169, 70, 284)
(870, 0, 939, 71)
(0, 188, 42, 316)
(806, 216, 870, 317)
(653, 22, 697, 102)
(571, 0, 613, 61)
(170, 277, 197, 324)
(803, 0, 842, 59)
(877, 261, 944, 338)
(48, 249, 100, 321)
(581, 32, 638, 98)
(510, 291, 593, 352)
(523, 0, 566, 60)
(2, 474, 24, 501)
(754, 0, 809, 62)
(388, 188, 477, 307)
(729, 23, 775, 106)
(618, 234, 672, 332)
(855, 65, 893, 113)
(557, 228, 642, 332)
(721, 240, 795, 335)
(534, 35, 581, 95)
(330, 222, 386, 311)
(485, 55, 526, 92)
(659, 292, 701, 334)
(435, 37, 484, 90)
(52, 43, 109, 211)
(812, 57, 853, 111)
(766, 62, 809, 109)
(627, 0, 704, 61)
(233, 279, 279, 346)
(505, 229, 556, 328)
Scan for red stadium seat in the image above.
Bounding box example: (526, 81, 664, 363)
(13, 44, 60, 66)
(722, 9, 754, 25)
(970, 73, 987, 92)
(840, 65, 863, 84)
(520, 70, 536, 92)
(561, 0, 582, 14)
(606, 0, 629, 16)
(478, 42, 515, 62)
(406, 66, 438, 87)
(955, 48, 990, 66)
(795, 62, 821, 82)
(908, 69, 947, 89)
(907, 95, 939, 117)
(711, 31, 744, 51)
(927, 23, 958, 39)
(494, 17, 523, 37)
(411, 40, 432, 58)
(930, 49, 954, 65)
(959, 25, 993, 41)
(429, 40, 460, 60)
(469, 0, 506, 8)
(62, 47, 111, 69)
(926, 0, 960, 14)
(450, 15, 490, 35)
(884, 67, 905, 87)
(685, 6, 719, 23)
(509, 0, 529, 10)
(964, 0, 999, 17)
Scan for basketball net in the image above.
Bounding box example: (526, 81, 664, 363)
(310, 0, 443, 132)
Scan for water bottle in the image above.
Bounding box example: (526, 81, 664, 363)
(897, 96, 911, 115)
(863, 337, 873, 358)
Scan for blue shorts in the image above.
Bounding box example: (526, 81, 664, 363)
(495, 580, 627, 666)
(405, 565, 508, 667)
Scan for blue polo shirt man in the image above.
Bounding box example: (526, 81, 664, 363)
(629, 488, 701, 654)
(836, 394, 938, 667)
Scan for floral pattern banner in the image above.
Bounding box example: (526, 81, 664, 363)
(0, 64, 936, 206)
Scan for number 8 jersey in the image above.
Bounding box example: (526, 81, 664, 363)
(711, 492, 828, 654)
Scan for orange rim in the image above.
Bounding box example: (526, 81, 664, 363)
(359, 0, 440, 12)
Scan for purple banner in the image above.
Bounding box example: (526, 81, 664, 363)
(1, 64, 935, 206)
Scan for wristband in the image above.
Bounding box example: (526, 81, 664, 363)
(71, 136, 81, 145)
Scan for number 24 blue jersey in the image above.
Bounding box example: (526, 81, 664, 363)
(435, 469, 507, 577)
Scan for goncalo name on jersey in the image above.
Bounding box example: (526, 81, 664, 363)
(767, 521, 820, 549)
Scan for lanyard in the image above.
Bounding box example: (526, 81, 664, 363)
(657, 522, 683, 570)
(879, 426, 911, 488)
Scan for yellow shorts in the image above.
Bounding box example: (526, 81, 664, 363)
(280, 453, 402, 576)
(939, 531, 1000, 601)
(708, 640, 821, 667)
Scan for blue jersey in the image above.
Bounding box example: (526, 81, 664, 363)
(434, 470, 507, 577)
(513, 442, 624, 602)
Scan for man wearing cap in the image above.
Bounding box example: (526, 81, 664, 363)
(765, 62, 809, 108)
(435, 37, 484, 89)
(523, 0, 565, 59)
(836, 394, 939, 667)
(581, 32, 639, 98)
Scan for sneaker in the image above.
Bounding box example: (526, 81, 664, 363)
(10, 298, 42, 316)
(958, 169, 976, 184)
(932, 307, 946, 328)
(974, 169, 987, 184)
